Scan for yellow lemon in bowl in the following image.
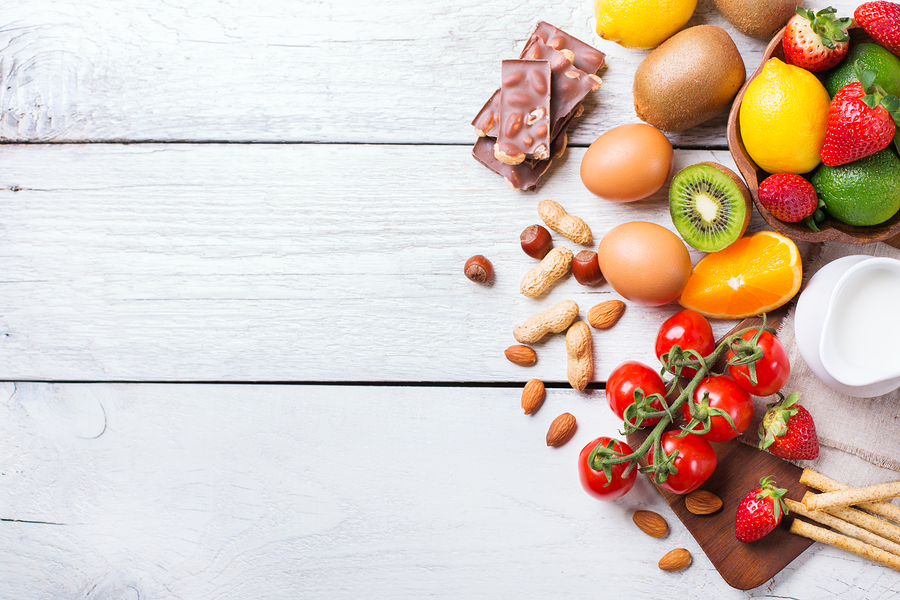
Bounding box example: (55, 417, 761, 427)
(738, 58, 831, 175)
(595, 0, 697, 49)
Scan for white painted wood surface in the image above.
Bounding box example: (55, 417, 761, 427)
(3, 382, 899, 599)
(0, 143, 755, 383)
(0, 0, 811, 146)
(0, 0, 889, 597)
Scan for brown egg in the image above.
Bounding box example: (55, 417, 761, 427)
(580, 123, 674, 202)
(597, 222, 691, 306)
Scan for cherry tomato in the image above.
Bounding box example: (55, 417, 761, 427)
(607, 360, 667, 426)
(647, 431, 717, 495)
(681, 375, 754, 443)
(727, 329, 791, 396)
(655, 309, 715, 377)
(578, 436, 637, 501)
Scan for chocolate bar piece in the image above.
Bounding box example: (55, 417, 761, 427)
(494, 59, 552, 165)
(521, 38, 602, 141)
(472, 23, 605, 139)
(473, 125, 568, 191)
(529, 21, 606, 75)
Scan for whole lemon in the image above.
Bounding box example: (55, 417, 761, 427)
(739, 58, 831, 174)
(595, 0, 698, 49)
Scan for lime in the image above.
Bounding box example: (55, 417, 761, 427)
(739, 58, 831, 174)
(595, 0, 697, 49)
(821, 43, 900, 98)
(811, 148, 900, 226)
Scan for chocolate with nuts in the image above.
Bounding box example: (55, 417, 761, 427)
(494, 59, 552, 165)
(472, 127, 567, 191)
(472, 22, 605, 139)
(520, 39, 602, 142)
(528, 21, 606, 75)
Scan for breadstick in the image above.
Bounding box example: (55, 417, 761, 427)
(805, 481, 900, 511)
(803, 492, 900, 545)
(790, 519, 900, 572)
(800, 469, 900, 524)
(786, 499, 900, 557)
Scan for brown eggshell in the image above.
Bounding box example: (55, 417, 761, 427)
(580, 123, 674, 202)
(597, 222, 692, 306)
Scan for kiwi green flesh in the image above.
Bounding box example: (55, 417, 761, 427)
(669, 164, 748, 252)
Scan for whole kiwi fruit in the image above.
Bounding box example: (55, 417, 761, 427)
(668, 162, 752, 252)
(633, 25, 745, 132)
(713, 0, 800, 40)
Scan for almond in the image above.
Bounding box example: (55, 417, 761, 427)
(587, 300, 626, 329)
(546, 412, 577, 446)
(658, 548, 692, 572)
(521, 378, 546, 415)
(632, 510, 668, 538)
(505, 344, 537, 366)
(685, 489, 723, 515)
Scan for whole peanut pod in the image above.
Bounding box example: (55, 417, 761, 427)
(538, 200, 592, 245)
(520, 246, 573, 298)
(513, 299, 579, 344)
(566, 321, 593, 391)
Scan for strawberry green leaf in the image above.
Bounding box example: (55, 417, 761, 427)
(856, 65, 877, 91)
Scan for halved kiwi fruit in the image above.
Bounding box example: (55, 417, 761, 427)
(669, 162, 752, 252)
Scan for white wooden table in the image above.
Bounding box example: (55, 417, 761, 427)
(1, 1, 898, 597)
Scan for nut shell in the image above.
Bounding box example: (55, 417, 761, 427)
(566, 321, 593, 391)
(513, 299, 579, 344)
(520, 246, 573, 298)
(464, 255, 494, 284)
(572, 250, 604, 286)
(520, 224, 553, 259)
(538, 199, 592, 245)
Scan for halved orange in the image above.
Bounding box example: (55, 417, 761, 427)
(678, 231, 802, 319)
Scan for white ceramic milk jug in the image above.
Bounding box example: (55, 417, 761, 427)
(817, 257, 900, 395)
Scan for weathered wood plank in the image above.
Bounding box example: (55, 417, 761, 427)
(1, 382, 896, 598)
(0, 143, 766, 382)
(0, 0, 858, 145)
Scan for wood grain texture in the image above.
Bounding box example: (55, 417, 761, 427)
(0, 0, 858, 145)
(2, 382, 899, 599)
(0, 143, 761, 382)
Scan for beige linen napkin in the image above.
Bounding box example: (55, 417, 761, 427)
(737, 241, 900, 489)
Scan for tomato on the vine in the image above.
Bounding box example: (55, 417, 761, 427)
(655, 309, 715, 377)
(647, 431, 717, 495)
(606, 360, 667, 426)
(681, 375, 754, 443)
(578, 436, 637, 501)
(727, 329, 790, 396)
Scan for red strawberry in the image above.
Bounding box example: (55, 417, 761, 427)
(758, 392, 819, 460)
(783, 6, 852, 72)
(757, 173, 818, 223)
(855, 1, 900, 56)
(735, 476, 789, 543)
(821, 69, 900, 166)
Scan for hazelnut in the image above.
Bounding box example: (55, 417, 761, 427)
(572, 250, 603, 286)
(520, 224, 553, 259)
(464, 255, 494, 284)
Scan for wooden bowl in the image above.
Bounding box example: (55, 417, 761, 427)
(727, 27, 900, 245)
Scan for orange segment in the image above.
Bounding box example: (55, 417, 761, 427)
(678, 231, 802, 319)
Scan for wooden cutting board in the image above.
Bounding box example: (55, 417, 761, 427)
(628, 310, 814, 590)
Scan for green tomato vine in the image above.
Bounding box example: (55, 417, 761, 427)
(587, 316, 774, 488)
